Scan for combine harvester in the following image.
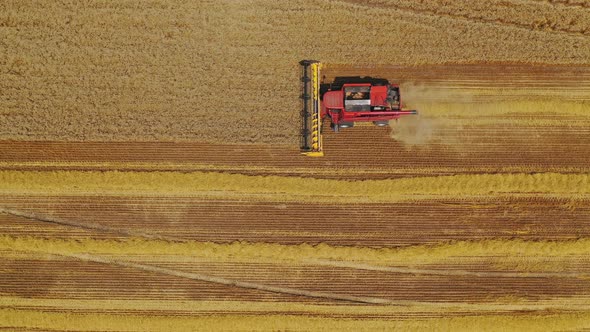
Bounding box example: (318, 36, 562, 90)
(300, 60, 417, 157)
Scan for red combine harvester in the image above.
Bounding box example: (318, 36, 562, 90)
(300, 60, 417, 157)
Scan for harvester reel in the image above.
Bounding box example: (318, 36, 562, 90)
(299, 60, 324, 157)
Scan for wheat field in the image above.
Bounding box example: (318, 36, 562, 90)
(2, 0, 590, 143)
(1, 0, 590, 331)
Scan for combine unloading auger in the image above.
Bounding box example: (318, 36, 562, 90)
(300, 60, 324, 157)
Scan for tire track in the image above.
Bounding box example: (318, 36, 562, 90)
(310, 259, 589, 279)
(6, 253, 590, 304)
(0, 208, 387, 304)
(59, 253, 391, 305)
(0, 207, 181, 243)
(3, 206, 590, 280)
(332, 0, 590, 37)
(3, 195, 590, 247)
(531, 0, 590, 10)
(4, 206, 590, 304)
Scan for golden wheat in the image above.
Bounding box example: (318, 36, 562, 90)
(2, 235, 589, 270)
(3, 307, 590, 332)
(1, 170, 588, 202)
(1, 0, 589, 143)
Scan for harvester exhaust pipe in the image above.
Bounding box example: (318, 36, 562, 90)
(299, 60, 324, 157)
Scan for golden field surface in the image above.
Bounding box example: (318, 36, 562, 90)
(1, 0, 590, 331)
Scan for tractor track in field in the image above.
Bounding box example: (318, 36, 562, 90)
(2, 195, 589, 247)
(534, 0, 590, 10)
(333, 0, 590, 37)
(5, 255, 590, 304)
(3, 207, 590, 307)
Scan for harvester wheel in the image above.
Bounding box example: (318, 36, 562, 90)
(373, 121, 389, 127)
(331, 122, 339, 132)
(339, 122, 354, 129)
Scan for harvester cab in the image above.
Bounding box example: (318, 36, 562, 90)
(299, 60, 418, 157)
